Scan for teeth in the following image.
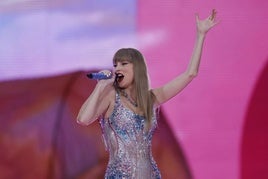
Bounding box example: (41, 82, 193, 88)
(116, 73, 124, 82)
(116, 73, 124, 78)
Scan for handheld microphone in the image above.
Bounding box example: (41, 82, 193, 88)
(86, 71, 113, 80)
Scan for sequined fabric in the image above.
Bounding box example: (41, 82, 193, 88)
(99, 92, 161, 179)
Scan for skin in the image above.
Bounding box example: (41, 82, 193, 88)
(77, 9, 219, 125)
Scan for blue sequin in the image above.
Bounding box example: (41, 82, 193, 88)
(100, 92, 161, 179)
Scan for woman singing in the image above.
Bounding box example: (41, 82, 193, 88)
(77, 9, 219, 179)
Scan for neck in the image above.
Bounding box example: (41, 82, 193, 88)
(122, 86, 136, 100)
(120, 88, 137, 107)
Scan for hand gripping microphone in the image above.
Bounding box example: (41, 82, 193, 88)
(86, 71, 113, 80)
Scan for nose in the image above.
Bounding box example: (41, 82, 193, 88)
(113, 66, 119, 76)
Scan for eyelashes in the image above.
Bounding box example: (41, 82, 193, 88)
(113, 62, 129, 68)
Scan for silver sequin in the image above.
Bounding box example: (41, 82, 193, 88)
(99, 92, 161, 179)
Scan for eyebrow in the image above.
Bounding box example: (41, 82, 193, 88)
(114, 60, 130, 64)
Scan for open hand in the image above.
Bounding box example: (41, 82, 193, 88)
(196, 9, 219, 35)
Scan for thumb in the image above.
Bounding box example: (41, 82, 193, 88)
(195, 13, 200, 22)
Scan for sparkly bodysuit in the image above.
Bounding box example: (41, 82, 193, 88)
(99, 92, 161, 179)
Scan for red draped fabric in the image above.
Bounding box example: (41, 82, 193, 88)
(0, 71, 191, 179)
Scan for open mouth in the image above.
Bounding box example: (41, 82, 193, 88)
(116, 73, 124, 83)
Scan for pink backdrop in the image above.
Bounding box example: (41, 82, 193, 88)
(137, 1, 268, 178)
(1, 0, 268, 178)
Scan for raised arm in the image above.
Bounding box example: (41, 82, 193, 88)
(152, 9, 219, 105)
(76, 76, 114, 126)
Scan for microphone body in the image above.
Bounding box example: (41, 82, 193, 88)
(87, 71, 112, 80)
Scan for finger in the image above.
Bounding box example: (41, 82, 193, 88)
(213, 19, 220, 26)
(209, 19, 220, 28)
(195, 13, 200, 22)
(210, 9, 217, 20)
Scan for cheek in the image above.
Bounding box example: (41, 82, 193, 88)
(129, 71, 134, 81)
(130, 67, 134, 79)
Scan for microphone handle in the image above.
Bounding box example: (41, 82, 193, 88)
(87, 72, 112, 80)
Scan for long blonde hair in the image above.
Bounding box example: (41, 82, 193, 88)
(113, 48, 155, 125)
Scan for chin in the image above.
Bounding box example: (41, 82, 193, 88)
(118, 83, 130, 89)
(116, 80, 132, 89)
(118, 84, 126, 89)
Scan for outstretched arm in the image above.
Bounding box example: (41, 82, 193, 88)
(152, 9, 219, 105)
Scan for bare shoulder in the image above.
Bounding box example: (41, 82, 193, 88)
(151, 88, 162, 106)
(105, 85, 116, 101)
(103, 85, 116, 119)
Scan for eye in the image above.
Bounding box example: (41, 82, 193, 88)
(113, 64, 117, 67)
(122, 62, 128, 65)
